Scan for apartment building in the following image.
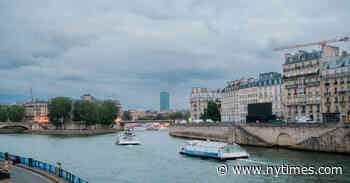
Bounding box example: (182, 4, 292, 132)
(282, 50, 322, 122)
(24, 100, 49, 123)
(238, 78, 258, 123)
(221, 80, 241, 122)
(221, 73, 283, 123)
(256, 72, 283, 118)
(282, 46, 340, 122)
(321, 54, 350, 123)
(190, 88, 221, 120)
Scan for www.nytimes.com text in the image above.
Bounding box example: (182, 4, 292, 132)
(217, 164, 343, 177)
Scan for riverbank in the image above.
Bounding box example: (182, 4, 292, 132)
(28, 128, 121, 135)
(170, 123, 350, 154)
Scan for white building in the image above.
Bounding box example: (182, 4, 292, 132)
(221, 72, 283, 123)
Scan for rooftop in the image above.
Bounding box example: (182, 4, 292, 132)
(323, 55, 350, 69)
(284, 50, 322, 65)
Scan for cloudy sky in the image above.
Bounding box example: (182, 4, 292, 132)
(1, 0, 350, 109)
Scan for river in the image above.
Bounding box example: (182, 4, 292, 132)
(1, 130, 349, 183)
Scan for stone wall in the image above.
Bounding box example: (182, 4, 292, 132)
(170, 123, 350, 153)
(169, 124, 231, 142)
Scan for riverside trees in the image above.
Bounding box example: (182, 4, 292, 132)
(48, 97, 120, 128)
(73, 100, 119, 126)
(48, 97, 72, 128)
(0, 105, 25, 122)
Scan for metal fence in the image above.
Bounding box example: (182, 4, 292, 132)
(0, 152, 88, 183)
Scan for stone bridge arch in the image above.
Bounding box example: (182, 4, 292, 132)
(0, 122, 32, 130)
(276, 133, 295, 147)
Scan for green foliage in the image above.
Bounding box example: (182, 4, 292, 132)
(73, 100, 119, 126)
(169, 112, 185, 120)
(48, 97, 72, 126)
(200, 109, 208, 122)
(184, 111, 190, 120)
(122, 111, 133, 120)
(206, 102, 221, 121)
(7, 105, 25, 122)
(99, 100, 118, 125)
(0, 105, 8, 122)
(73, 100, 98, 125)
(137, 111, 188, 121)
(201, 102, 220, 122)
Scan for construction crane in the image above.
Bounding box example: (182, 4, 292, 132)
(273, 35, 350, 51)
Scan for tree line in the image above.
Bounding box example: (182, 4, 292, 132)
(48, 97, 120, 127)
(122, 111, 190, 121)
(0, 105, 26, 122)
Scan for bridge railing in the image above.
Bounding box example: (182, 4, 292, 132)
(0, 152, 88, 183)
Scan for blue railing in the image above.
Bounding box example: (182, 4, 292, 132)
(0, 152, 88, 183)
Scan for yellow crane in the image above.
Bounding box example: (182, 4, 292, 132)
(273, 35, 350, 51)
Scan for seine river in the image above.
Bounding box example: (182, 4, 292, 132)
(1, 130, 349, 183)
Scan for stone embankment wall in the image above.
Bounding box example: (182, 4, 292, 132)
(170, 123, 350, 153)
(0, 122, 122, 135)
(169, 124, 231, 142)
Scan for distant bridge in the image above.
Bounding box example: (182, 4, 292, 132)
(119, 120, 173, 126)
(0, 122, 34, 130)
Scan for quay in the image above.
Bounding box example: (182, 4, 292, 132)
(170, 122, 350, 154)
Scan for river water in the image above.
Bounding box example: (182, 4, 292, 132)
(1, 130, 349, 183)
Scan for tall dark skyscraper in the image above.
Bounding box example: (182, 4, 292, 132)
(160, 91, 170, 110)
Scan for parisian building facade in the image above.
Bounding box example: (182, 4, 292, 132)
(256, 72, 283, 118)
(192, 46, 347, 123)
(23, 99, 49, 123)
(321, 55, 350, 123)
(282, 50, 323, 122)
(221, 72, 282, 123)
(190, 88, 221, 120)
(282, 46, 340, 122)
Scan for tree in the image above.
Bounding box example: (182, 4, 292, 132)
(73, 100, 99, 126)
(7, 105, 25, 122)
(122, 111, 132, 120)
(0, 105, 8, 122)
(200, 109, 208, 122)
(184, 111, 190, 120)
(99, 100, 118, 125)
(170, 112, 185, 120)
(48, 97, 72, 128)
(206, 101, 221, 122)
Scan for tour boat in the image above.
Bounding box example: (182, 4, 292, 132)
(116, 131, 141, 145)
(179, 140, 249, 160)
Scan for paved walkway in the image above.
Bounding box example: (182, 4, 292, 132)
(0, 161, 51, 183)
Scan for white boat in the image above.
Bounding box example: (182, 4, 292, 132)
(116, 131, 141, 145)
(179, 140, 249, 160)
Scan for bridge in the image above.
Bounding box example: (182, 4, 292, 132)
(119, 120, 173, 126)
(0, 122, 33, 130)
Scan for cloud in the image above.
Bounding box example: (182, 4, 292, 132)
(0, 0, 350, 109)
